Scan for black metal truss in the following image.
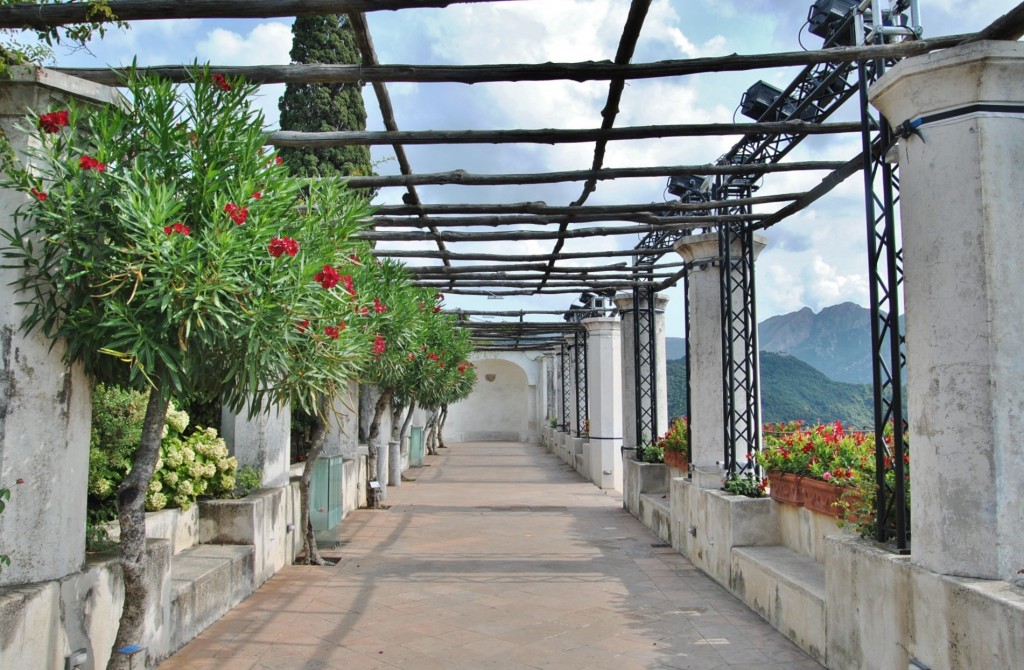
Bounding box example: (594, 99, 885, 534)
(560, 340, 572, 433)
(858, 53, 909, 552)
(718, 221, 761, 476)
(573, 329, 589, 437)
(631, 281, 658, 449)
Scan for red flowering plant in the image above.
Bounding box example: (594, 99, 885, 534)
(0, 67, 371, 651)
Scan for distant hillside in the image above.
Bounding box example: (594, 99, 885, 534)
(665, 302, 900, 384)
(666, 351, 875, 428)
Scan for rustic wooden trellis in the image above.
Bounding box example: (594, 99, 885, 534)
(3, 0, 1023, 350)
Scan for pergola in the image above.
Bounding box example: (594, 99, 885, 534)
(5, 0, 1024, 554)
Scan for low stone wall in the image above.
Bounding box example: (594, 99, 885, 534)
(624, 472, 1024, 670)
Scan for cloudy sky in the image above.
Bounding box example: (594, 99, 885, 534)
(46, 0, 1017, 338)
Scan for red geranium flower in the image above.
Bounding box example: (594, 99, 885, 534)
(268, 236, 299, 258)
(38, 110, 69, 133)
(314, 264, 340, 289)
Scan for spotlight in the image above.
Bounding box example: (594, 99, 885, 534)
(807, 0, 858, 46)
(667, 174, 710, 199)
(740, 81, 817, 122)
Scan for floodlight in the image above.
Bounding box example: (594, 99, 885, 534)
(667, 174, 709, 198)
(740, 81, 817, 122)
(807, 0, 858, 45)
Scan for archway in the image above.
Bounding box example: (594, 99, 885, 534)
(444, 358, 530, 442)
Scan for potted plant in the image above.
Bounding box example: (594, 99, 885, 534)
(656, 417, 689, 471)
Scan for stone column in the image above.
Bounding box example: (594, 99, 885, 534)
(673, 233, 765, 489)
(221, 401, 291, 489)
(870, 40, 1024, 582)
(582, 318, 623, 490)
(0, 69, 122, 586)
(614, 293, 670, 448)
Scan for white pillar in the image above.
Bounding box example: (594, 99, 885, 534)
(582, 318, 623, 490)
(614, 293, 670, 448)
(0, 69, 121, 586)
(221, 401, 291, 489)
(673, 233, 765, 488)
(870, 40, 1024, 581)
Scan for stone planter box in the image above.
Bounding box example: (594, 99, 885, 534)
(664, 449, 688, 471)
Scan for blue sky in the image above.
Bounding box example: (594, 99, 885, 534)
(44, 0, 1017, 337)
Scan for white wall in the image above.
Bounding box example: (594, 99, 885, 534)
(444, 351, 545, 443)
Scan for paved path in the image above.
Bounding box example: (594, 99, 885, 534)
(160, 442, 823, 669)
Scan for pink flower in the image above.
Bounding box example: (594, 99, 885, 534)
(822, 472, 832, 481)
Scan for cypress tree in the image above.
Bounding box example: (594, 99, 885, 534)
(279, 15, 374, 179)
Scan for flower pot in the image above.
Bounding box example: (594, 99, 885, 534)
(767, 471, 803, 505)
(801, 477, 845, 517)
(664, 449, 688, 471)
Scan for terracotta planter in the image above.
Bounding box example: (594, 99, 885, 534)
(664, 449, 688, 471)
(801, 477, 847, 517)
(767, 471, 804, 505)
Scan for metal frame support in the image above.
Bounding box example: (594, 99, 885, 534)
(718, 220, 761, 477)
(560, 340, 572, 433)
(573, 329, 589, 437)
(858, 43, 909, 552)
(631, 281, 658, 449)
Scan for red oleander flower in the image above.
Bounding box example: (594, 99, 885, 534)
(314, 264, 340, 289)
(340, 275, 354, 296)
(373, 297, 387, 314)
(29, 188, 47, 201)
(164, 222, 190, 236)
(212, 73, 231, 91)
(434, 293, 444, 301)
(38, 110, 69, 133)
(359, 306, 370, 317)
(427, 352, 439, 361)
(338, 321, 347, 330)
(79, 155, 105, 172)
(296, 319, 310, 333)
(275, 156, 283, 166)
(433, 306, 441, 313)
(372, 335, 386, 356)
(268, 236, 299, 258)
(251, 191, 262, 200)
(408, 353, 415, 362)
(16, 477, 25, 484)
(438, 361, 445, 368)
(324, 326, 340, 340)
(458, 362, 468, 374)
(223, 203, 248, 225)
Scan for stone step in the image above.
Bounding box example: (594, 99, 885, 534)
(731, 545, 826, 664)
(169, 544, 255, 651)
(639, 492, 672, 545)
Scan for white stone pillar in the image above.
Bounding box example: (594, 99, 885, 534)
(614, 294, 670, 448)
(673, 233, 765, 488)
(582, 318, 623, 490)
(221, 401, 291, 489)
(870, 40, 1024, 581)
(0, 69, 122, 586)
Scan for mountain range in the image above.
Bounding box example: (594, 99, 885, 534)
(664, 302, 893, 427)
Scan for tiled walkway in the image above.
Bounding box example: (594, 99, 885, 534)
(160, 442, 823, 669)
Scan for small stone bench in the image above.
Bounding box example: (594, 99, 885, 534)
(639, 492, 672, 545)
(169, 544, 255, 650)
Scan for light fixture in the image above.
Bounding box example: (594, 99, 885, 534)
(807, 0, 858, 46)
(667, 174, 710, 199)
(740, 81, 818, 122)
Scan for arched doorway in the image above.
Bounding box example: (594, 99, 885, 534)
(444, 358, 530, 442)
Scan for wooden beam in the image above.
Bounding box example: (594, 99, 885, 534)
(0, 0, 516, 28)
(414, 279, 652, 288)
(407, 262, 629, 274)
(370, 212, 762, 227)
(268, 120, 860, 147)
(374, 247, 678, 261)
(347, 160, 845, 188)
(412, 271, 677, 282)
(374, 192, 802, 215)
(55, 34, 968, 86)
(357, 222, 728, 242)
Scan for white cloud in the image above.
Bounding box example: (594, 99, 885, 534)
(195, 22, 292, 66)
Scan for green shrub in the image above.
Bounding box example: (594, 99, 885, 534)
(234, 465, 262, 498)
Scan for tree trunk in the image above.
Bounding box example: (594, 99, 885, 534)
(390, 401, 404, 443)
(425, 408, 440, 456)
(438, 404, 449, 448)
(107, 387, 170, 670)
(298, 395, 331, 566)
(400, 400, 416, 443)
(367, 389, 391, 502)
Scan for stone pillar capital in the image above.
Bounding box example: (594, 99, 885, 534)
(672, 232, 767, 266)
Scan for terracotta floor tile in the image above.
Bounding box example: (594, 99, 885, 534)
(159, 442, 821, 669)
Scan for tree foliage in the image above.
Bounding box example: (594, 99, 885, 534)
(278, 14, 374, 181)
